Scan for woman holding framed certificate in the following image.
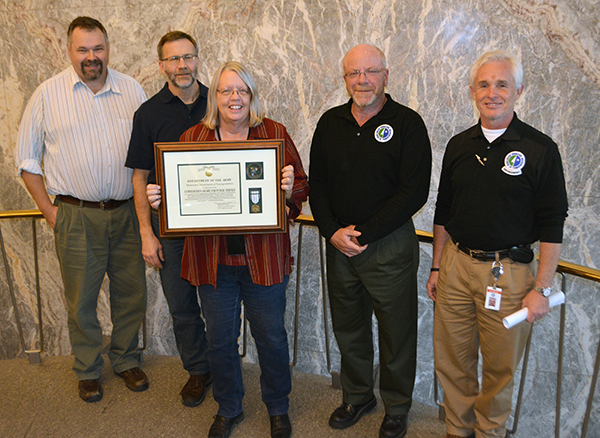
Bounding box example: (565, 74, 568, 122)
(147, 61, 309, 438)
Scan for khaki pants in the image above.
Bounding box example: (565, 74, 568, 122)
(434, 241, 535, 438)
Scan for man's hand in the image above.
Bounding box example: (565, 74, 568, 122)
(521, 241, 561, 323)
(41, 205, 58, 229)
(425, 225, 451, 302)
(330, 225, 367, 257)
(141, 233, 164, 269)
(426, 271, 439, 301)
(147, 184, 161, 209)
(21, 170, 58, 228)
(522, 290, 550, 323)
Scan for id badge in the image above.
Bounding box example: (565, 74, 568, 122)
(485, 286, 502, 311)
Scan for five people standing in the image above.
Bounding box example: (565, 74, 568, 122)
(14, 15, 569, 438)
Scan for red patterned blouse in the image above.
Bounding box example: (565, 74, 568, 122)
(180, 118, 309, 287)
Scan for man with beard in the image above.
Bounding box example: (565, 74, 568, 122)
(15, 16, 148, 402)
(309, 44, 431, 438)
(125, 31, 211, 407)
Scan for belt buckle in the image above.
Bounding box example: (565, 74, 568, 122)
(99, 200, 106, 210)
(469, 249, 486, 260)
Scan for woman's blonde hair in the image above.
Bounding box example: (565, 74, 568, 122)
(202, 61, 264, 130)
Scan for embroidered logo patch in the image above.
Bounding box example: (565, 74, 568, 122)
(502, 151, 526, 176)
(374, 124, 394, 143)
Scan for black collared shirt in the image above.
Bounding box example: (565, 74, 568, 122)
(125, 81, 208, 183)
(309, 94, 432, 245)
(434, 114, 568, 250)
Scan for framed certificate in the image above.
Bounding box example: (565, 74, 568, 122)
(154, 139, 286, 236)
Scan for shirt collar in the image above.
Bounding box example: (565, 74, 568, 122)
(472, 112, 523, 142)
(340, 93, 397, 123)
(158, 82, 176, 103)
(158, 80, 207, 105)
(69, 66, 118, 95)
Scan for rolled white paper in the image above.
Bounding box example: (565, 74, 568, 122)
(502, 291, 566, 329)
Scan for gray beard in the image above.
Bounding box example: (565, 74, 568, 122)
(168, 67, 198, 90)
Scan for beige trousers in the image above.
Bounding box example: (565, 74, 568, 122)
(434, 241, 535, 438)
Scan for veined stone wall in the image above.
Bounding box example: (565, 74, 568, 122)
(1, 1, 598, 436)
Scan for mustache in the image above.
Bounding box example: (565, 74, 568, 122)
(82, 59, 102, 68)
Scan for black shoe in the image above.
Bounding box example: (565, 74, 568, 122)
(379, 414, 407, 438)
(328, 398, 377, 429)
(208, 412, 244, 438)
(115, 367, 149, 392)
(270, 413, 292, 438)
(181, 372, 212, 407)
(78, 379, 103, 403)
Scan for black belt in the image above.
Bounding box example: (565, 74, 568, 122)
(453, 238, 511, 261)
(57, 195, 129, 210)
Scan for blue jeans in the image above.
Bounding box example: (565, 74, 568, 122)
(198, 265, 291, 417)
(151, 210, 209, 374)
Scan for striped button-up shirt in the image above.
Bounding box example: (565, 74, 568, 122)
(16, 66, 147, 201)
(180, 118, 310, 287)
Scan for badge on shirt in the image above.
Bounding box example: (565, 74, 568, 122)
(502, 151, 526, 176)
(374, 124, 394, 143)
(485, 286, 502, 311)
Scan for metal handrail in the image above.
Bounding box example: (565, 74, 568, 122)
(0, 209, 146, 364)
(0, 211, 44, 364)
(2, 209, 597, 281)
(0, 209, 44, 220)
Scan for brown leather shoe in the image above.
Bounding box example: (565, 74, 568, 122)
(180, 372, 212, 407)
(78, 379, 103, 402)
(116, 367, 149, 392)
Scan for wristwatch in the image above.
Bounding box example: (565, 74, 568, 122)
(534, 286, 552, 297)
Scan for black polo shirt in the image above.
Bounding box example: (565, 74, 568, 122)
(125, 81, 208, 184)
(309, 95, 432, 245)
(434, 114, 568, 251)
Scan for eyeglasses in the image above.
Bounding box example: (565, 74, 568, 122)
(160, 54, 198, 64)
(217, 88, 251, 97)
(344, 69, 384, 79)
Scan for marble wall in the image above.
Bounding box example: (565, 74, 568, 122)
(1, 0, 599, 436)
